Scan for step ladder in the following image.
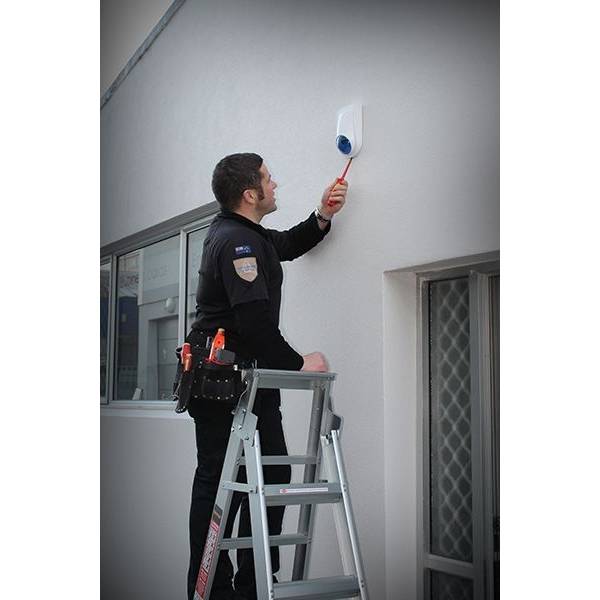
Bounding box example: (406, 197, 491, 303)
(194, 368, 369, 600)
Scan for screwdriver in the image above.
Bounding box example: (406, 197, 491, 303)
(326, 157, 353, 207)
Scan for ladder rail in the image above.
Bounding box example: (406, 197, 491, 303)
(321, 433, 356, 578)
(194, 416, 248, 600)
(194, 376, 259, 600)
(292, 380, 331, 580)
(331, 429, 369, 600)
(244, 431, 275, 600)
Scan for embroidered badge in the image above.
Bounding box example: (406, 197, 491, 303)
(233, 257, 258, 282)
(235, 245, 252, 256)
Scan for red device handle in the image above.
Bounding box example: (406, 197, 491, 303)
(327, 157, 353, 207)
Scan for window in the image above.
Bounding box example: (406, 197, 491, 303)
(419, 262, 499, 600)
(428, 277, 473, 564)
(100, 203, 218, 404)
(114, 236, 180, 401)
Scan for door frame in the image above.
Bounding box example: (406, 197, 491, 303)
(417, 260, 499, 600)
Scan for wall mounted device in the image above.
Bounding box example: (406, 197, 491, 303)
(336, 104, 363, 158)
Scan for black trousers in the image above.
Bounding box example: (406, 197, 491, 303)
(187, 392, 291, 600)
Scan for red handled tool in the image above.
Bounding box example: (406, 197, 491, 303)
(327, 157, 353, 207)
(182, 342, 192, 372)
(208, 328, 226, 363)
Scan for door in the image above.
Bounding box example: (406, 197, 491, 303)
(419, 264, 499, 600)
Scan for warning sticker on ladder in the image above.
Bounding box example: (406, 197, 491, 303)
(195, 504, 223, 600)
(279, 487, 329, 494)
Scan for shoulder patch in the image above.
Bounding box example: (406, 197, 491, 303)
(233, 257, 258, 282)
(235, 245, 253, 256)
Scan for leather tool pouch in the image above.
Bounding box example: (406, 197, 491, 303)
(172, 345, 245, 413)
(193, 362, 244, 405)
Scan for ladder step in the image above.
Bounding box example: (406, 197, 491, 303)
(273, 575, 361, 599)
(238, 454, 318, 466)
(263, 482, 342, 506)
(220, 533, 309, 550)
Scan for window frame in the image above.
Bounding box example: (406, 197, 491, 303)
(416, 258, 499, 600)
(100, 258, 113, 406)
(100, 202, 218, 408)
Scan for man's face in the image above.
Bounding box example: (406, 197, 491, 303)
(256, 163, 278, 216)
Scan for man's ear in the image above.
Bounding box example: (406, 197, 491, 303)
(241, 188, 257, 206)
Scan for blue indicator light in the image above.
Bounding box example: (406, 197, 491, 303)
(336, 135, 352, 155)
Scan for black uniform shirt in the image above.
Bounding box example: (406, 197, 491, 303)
(191, 209, 330, 370)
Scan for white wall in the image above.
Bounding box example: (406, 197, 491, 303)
(101, 0, 174, 95)
(101, 1, 498, 598)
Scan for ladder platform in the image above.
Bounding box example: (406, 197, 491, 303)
(246, 368, 336, 391)
(263, 482, 342, 506)
(220, 533, 309, 550)
(239, 454, 318, 466)
(273, 575, 361, 599)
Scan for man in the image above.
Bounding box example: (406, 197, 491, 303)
(186, 153, 348, 600)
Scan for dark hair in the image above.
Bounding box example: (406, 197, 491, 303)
(211, 153, 263, 211)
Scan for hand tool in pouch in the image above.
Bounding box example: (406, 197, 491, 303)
(174, 342, 195, 413)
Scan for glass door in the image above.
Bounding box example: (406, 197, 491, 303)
(420, 265, 499, 600)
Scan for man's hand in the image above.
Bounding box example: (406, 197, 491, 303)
(301, 352, 329, 372)
(318, 179, 348, 220)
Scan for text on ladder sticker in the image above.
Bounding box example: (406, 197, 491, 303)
(196, 504, 223, 600)
(279, 487, 329, 494)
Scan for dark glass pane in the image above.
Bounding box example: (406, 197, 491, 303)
(490, 274, 500, 599)
(430, 570, 473, 600)
(186, 227, 209, 332)
(115, 236, 180, 400)
(429, 278, 473, 562)
(100, 262, 111, 400)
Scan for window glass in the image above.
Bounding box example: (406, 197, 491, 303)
(186, 227, 209, 332)
(429, 570, 473, 600)
(115, 236, 180, 400)
(100, 262, 111, 401)
(428, 277, 473, 562)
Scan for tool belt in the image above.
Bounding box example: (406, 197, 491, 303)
(171, 343, 246, 414)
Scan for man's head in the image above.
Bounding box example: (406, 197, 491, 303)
(211, 153, 278, 219)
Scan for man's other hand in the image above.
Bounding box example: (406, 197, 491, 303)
(301, 352, 329, 372)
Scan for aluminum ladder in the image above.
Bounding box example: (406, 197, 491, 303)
(194, 368, 369, 600)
